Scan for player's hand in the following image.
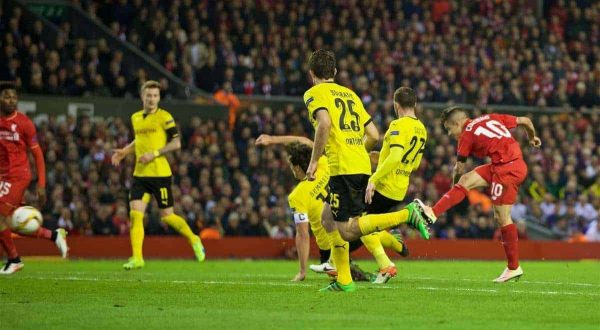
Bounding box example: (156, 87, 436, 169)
(36, 186, 46, 207)
(530, 136, 542, 148)
(255, 134, 273, 146)
(138, 152, 155, 164)
(365, 181, 376, 204)
(291, 272, 306, 282)
(111, 148, 126, 166)
(306, 161, 318, 181)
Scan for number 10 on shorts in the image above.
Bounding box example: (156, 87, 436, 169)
(491, 182, 503, 201)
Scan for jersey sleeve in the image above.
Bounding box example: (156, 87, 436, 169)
(456, 131, 473, 160)
(162, 111, 179, 140)
(22, 116, 39, 148)
(288, 190, 309, 224)
(492, 114, 518, 129)
(357, 100, 372, 127)
(387, 121, 404, 148)
(303, 90, 328, 120)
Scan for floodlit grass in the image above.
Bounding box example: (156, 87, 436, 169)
(2, 259, 599, 329)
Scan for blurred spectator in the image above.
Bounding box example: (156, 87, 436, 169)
(585, 220, 600, 242)
(213, 82, 240, 130)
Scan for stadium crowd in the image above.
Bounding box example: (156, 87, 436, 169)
(0, 1, 599, 110)
(79, 0, 600, 109)
(23, 101, 600, 242)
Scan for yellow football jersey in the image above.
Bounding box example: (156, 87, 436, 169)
(288, 156, 330, 250)
(374, 117, 427, 200)
(131, 108, 177, 177)
(303, 82, 371, 176)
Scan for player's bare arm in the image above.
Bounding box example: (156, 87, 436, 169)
(256, 134, 314, 147)
(516, 116, 542, 148)
(307, 110, 331, 181)
(363, 122, 379, 152)
(292, 221, 310, 282)
(111, 140, 135, 166)
(138, 136, 181, 164)
(27, 144, 47, 206)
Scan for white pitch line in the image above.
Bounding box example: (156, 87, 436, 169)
(404, 276, 600, 287)
(414, 286, 600, 297)
(5, 275, 598, 296)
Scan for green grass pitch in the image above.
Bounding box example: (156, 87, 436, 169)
(2, 259, 599, 329)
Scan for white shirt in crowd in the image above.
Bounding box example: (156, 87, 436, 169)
(585, 220, 600, 242)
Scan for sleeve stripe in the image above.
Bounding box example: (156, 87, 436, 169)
(312, 107, 328, 119)
(389, 144, 404, 149)
(364, 118, 373, 127)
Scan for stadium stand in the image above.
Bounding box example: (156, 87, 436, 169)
(1, 0, 599, 241)
(79, 0, 600, 109)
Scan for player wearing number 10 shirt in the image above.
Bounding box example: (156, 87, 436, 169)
(416, 107, 542, 283)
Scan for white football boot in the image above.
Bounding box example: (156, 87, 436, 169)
(309, 262, 335, 274)
(0, 260, 24, 275)
(493, 266, 524, 283)
(54, 228, 69, 258)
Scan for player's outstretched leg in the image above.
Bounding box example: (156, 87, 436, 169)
(356, 202, 430, 240)
(161, 213, 205, 262)
(21, 227, 69, 258)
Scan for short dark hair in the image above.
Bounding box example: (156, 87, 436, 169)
(285, 142, 312, 171)
(308, 50, 336, 79)
(440, 106, 467, 125)
(393, 87, 416, 108)
(0, 81, 17, 93)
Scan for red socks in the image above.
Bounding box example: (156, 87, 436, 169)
(500, 224, 520, 270)
(432, 184, 469, 217)
(0, 229, 19, 259)
(23, 227, 53, 240)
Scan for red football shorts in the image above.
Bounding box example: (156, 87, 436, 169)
(0, 177, 30, 216)
(474, 158, 527, 205)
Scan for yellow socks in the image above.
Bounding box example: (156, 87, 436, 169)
(357, 209, 409, 235)
(328, 230, 352, 285)
(377, 231, 404, 254)
(361, 233, 393, 269)
(129, 210, 145, 260)
(161, 213, 198, 245)
(312, 223, 332, 251)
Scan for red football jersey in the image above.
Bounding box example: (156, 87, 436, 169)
(0, 111, 38, 178)
(457, 113, 522, 164)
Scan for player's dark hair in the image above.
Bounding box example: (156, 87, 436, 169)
(0, 81, 17, 93)
(308, 50, 336, 79)
(393, 87, 417, 109)
(285, 142, 312, 172)
(441, 106, 467, 125)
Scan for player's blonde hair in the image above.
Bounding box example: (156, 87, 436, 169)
(140, 80, 161, 94)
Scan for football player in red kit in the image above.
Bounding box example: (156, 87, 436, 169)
(0, 82, 68, 274)
(415, 106, 541, 282)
